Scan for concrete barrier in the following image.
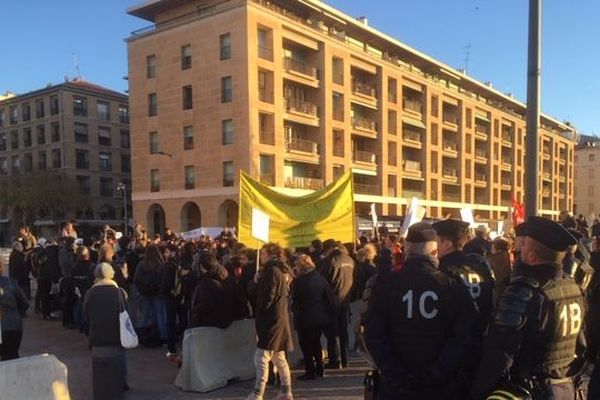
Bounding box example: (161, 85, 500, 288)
(0, 354, 70, 400)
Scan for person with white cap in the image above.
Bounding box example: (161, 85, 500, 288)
(84, 262, 129, 400)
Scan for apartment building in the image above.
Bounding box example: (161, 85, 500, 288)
(574, 138, 600, 216)
(127, 0, 576, 235)
(0, 79, 131, 237)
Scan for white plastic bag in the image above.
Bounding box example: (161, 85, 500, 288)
(117, 290, 138, 349)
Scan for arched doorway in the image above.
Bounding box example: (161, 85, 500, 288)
(218, 200, 238, 229)
(147, 203, 166, 236)
(180, 202, 201, 232)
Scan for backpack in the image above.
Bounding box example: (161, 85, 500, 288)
(137, 267, 159, 296)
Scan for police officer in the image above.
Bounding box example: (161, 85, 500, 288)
(471, 216, 586, 400)
(432, 219, 496, 333)
(563, 229, 594, 293)
(364, 222, 479, 399)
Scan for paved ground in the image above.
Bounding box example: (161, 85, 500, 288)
(20, 306, 367, 400)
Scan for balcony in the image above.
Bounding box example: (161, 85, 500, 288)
(403, 159, 421, 172)
(283, 57, 318, 87)
(558, 175, 566, 183)
(501, 157, 512, 170)
(352, 81, 377, 98)
(403, 130, 422, 147)
(444, 193, 461, 202)
(260, 173, 275, 186)
(475, 148, 487, 163)
(501, 133, 513, 147)
(285, 98, 319, 126)
(501, 177, 512, 190)
(542, 146, 551, 159)
(354, 183, 380, 195)
(475, 125, 489, 140)
(286, 137, 318, 156)
(403, 98, 423, 115)
(475, 173, 487, 187)
(402, 189, 424, 199)
(542, 188, 551, 197)
(542, 169, 552, 181)
(285, 176, 323, 190)
(443, 112, 459, 127)
(442, 167, 458, 183)
(442, 141, 458, 156)
(353, 150, 376, 165)
(258, 45, 273, 61)
(352, 116, 377, 137)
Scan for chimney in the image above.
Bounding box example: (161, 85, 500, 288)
(357, 16, 368, 26)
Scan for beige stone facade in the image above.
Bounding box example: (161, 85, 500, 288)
(574, 142, 600, 217)
(0, 79, 131, 237)
(127, 0, 576, 235)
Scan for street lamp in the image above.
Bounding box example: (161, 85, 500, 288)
(117, 182, 127, 236)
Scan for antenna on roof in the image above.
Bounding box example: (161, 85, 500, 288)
(464, 43, 472, 74)
(72, 53, 82, 81)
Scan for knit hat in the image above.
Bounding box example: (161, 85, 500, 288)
(94, 262, 115, 280)
(406, 222, 437, 243)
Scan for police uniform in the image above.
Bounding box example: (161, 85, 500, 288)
(471, 216, 586, 400)
(563, 229, 595, 293)
(432, 219, 496, 334)
(363, 223, 479, 399)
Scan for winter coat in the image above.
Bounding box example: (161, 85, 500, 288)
(291, 269, 336, 330)
(350, 260, 377, 302)
(58, 245, 76, 277)
(84, 280, 128, 348)
(72, 260, 95, 298)
(8, 251, 30, 286)
(255, 259, 293, 352)
(38, 244, 61, 282)
(463, 236, 492, 257)
(319, 248, 355, 305)
(0, 276, 29, 331)
(190, 265, 235, 329)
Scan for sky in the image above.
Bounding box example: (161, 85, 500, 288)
(2, 0, 599, 134)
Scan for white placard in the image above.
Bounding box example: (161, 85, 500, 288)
(251, 208, 270, 243)
(497, 220, 504, 236)
(460, 206, 476, 227)
(400, 197, 424, 237)
(370, 203, 378, 227)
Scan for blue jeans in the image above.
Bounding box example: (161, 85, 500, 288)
(141, 295, 167, 339)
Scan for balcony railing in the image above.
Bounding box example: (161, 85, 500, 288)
(501, 157, 512, 165)
(402, 189, 423, 199)
(502, 133, 512, 143)
(475, 148, 487, 158)
(285, 98, 317, 117)
(260, 173, 275, 186)
(285, 176, 323, 190)
(443, 167, 458, 177)
(354, 183, 380, 195)
(286, 137, 318, 155)
(283, 56, 317, 78)
(542, 188, 551, 197)
(403, 160, 421, 172)
(258, 45, 273, 61)
(444, 193, 461, 202)
(443, 112, 458, 125)
(403, 98, 423, 114)
(403, 130, 421, 143)
(475, 126, 489, 136)
(352, 116, 377, 132)
(443, 141, 458, 151)
(543, 146, 551, 156)
(501, 178, 512, 186)
(475, 173, 487, 182)
(353, 150, 376, 164)
(352, 81, 377, 98)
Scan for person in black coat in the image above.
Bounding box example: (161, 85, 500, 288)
(38, 240, 61, 320)
(0, 259, 29, 360)
(246, 243, 294, 400)
(291, 254, 337, 380)
(9, 241, 31, 300)
(463, 225, 492, 257)
(189, 251, 235, 329)
(72, 246, 95, 333)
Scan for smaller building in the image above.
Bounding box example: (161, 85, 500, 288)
(574, 135, 600, 217)
(0, 78, 131, 239)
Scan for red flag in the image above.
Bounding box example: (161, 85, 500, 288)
(512, 198, 525, 226)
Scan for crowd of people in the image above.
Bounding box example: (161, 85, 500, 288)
(1, 212, 600, 399)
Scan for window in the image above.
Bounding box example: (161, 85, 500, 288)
(0, 158, 7, 175)
(74, 122, 88, 143)
(51, 122, 60, 142)
(36, 99, 45, 118)
(73, 96, 87, 116)
(11, 156, 20, 174)
(589, 186, 595, 197)
(220, 33, 231, 60)
(76, 175, 91, 194)
(150, 169, 160, 192)
(99, 152, 112, 171)
(23, 128, 32, 147)
(10, 106, 18, 124)
(23, 153, 32, 172)
(75, 149, 89, 169)
(100, 177, 113, 197)
(37, 125, 46, 145)
(222, 119, 233, 145)
(223, 161, 234, 186)
(52, 148, 62, 168)
(98, 126, 111, 146)
(120, 129, 130, 148)
(147, 55, 156, 78)
(590, 168, 595, 179)
(431, 95, 439, 117)
(22, 103, 31, 121)
(97, 101, 110, 121)
(181, 45, 192, 70)
(185, 165, 195, 189)
(333, 130, 344, 157)
(182, 86, 193, 110)
(0, 132, 5, 151)
(10, 130, 18, 149)
(183, 126, 193, 150)
(0, 109, 4, 127)
(38, 151, 47, 170)
(50, 95, 59, 115)
(148, 93, 157, 116)
(590, 154, 595, 162)
(221, 76, 232, 103)
(118, 105, 129, 123)
(121, 156, 131, 173)
(149, 131, 159, 154)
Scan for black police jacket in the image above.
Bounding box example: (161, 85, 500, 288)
(471, 263, 586, 400)
(364, 254, 479, 399)
(439, 250, 496, 333)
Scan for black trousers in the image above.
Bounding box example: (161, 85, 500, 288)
(165, 296, 186, 354)
(62, 278, 76, 326)
(0, 329, 23, 361)
(38, 278, 53, 317)
(297, 324, 325, 375)
(325, 303, 349, 365)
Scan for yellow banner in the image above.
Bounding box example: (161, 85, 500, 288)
(238, 171, 356, 248)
